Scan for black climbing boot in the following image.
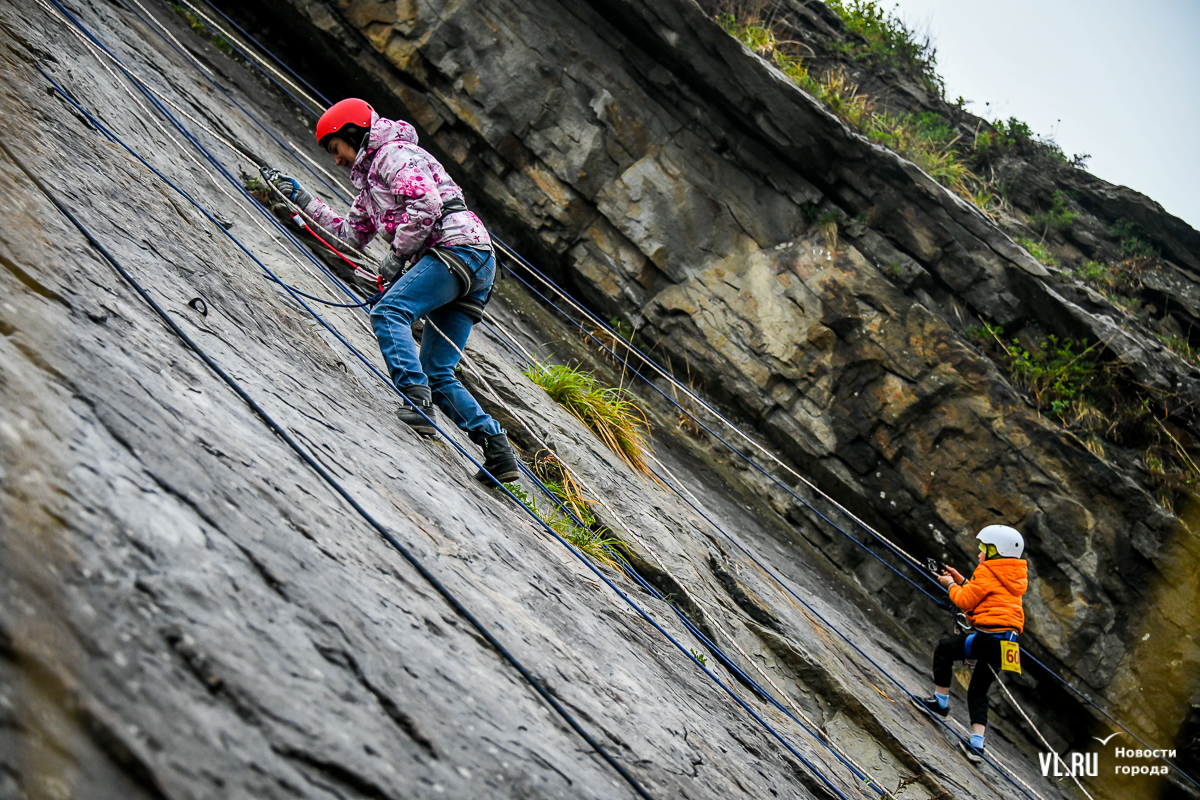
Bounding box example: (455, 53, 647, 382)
(913, 695, 949, 718)
(475, 433, 521, 486)
(958, 739, 985, 765)
(397, 385, 438, 438)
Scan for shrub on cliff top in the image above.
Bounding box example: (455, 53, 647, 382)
(1017, 237, 1058, 267)
(712, 9, 996, 213)
(823, 0, 940, 93)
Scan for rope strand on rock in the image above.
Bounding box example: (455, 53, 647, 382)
(28, 42, 859, 800)
(423, 317, 889, 799)
(114, 17, 1195, 786)
(44, 4, 1197, 792)
(8, 151, 655, 800)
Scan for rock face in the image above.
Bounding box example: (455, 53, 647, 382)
(0, 2, 1197, 800)
(236, 0, 1200, 769)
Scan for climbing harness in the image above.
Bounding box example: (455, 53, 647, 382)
(31, 24, 864, 798)
(483, 239, 1200, 791)
(12, 74, 661, 797)
(37, 3, 1197, 794)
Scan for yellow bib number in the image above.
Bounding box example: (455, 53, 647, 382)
(1000, 640, 1022, 674)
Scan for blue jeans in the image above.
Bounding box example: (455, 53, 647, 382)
(370, 246, 502, 444)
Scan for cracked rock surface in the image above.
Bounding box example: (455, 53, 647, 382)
(0, 1, 1196, 799)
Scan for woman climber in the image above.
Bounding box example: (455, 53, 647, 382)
(915, 524, 1028, 764)
(268, 98, 520, 485)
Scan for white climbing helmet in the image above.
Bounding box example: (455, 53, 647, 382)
(976, 524, 1024, 558)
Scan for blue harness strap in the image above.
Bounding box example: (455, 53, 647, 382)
(966, 630, 1018, 659)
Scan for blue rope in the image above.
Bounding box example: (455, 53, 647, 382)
(111, 0, 352, 204)
(265, 274, 380, 308)
(491, 254, 1200, 792)
(34, 50, 860, 800)
(643, 464, 1049, 800)
(501, 264, 943, 605)
(512, 464, 867, 799)
(34, 20, 362, 310)
(480, 319, 538, 369)
(498, 240, 944, 589)
(14, 164, 656, 800)
(27, 65, 664, 799)
(56, 4, 1196, 787)
(194, 0, 334, 107)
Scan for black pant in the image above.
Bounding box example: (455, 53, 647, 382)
(932, 633, 1004, 726)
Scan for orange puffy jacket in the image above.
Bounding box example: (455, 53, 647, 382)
(948, 558, 1028, 633)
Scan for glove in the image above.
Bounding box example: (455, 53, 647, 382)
(267, 170, 312, 209)
(379, 251, 407, 283)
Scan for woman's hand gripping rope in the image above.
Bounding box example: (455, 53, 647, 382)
(258, 165, 385, 293)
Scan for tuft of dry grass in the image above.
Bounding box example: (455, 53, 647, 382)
(504, 483, 622, 567)
(531, 450, 596, 527)
(523, 362, 653, 477)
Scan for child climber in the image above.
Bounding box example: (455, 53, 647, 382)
(915, 524, 1027, 764)
(268, 98, 520, 485)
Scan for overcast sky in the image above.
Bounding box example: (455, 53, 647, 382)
(891, 0, 1200, 231)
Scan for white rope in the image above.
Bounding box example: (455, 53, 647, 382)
(990, 666, 1096, 800)
(38, 0, 378, 341)
(494, 240, 929, 572)
(179, 0, 326, 114)
(481, 312, 542, 367)
(49, 10, 1061, 796)
(126, 0, 213, 77)
(428, 318, 892, 800)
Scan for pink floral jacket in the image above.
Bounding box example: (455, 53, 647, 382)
(304, 114, 490, 261)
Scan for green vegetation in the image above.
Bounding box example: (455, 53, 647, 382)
(974, 117, 1084, 168)
(969, 320, 1200, 506)
(171, 3, 234, 55)
(716, 8, 998, 213)
(1070, 260, 1149, 316)
(1074, 260, 1111, 286)
(1028, 191, 1080, 236)
(504, 483, 622, 567)
(714, 4, 1085, 216)
(690, 649, 710, 667)
(609, 317, 635, 342)
(1017, 237, 1058, 267)
(1157, 334, 1199, 363)
(867, 111, 979, 202)
(970, 322, 1100, 417)
(1007, 336, 1101, 418)
(531, 451, 596, 527)
(823, 0, 940, 92)
(973, 117, 1032, 159)
(716, 13, 777, 55)
(523, 362, 652, 477)
(1111, 219, 1158, 260)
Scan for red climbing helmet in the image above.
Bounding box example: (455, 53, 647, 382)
(316, 98, 375, 148)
